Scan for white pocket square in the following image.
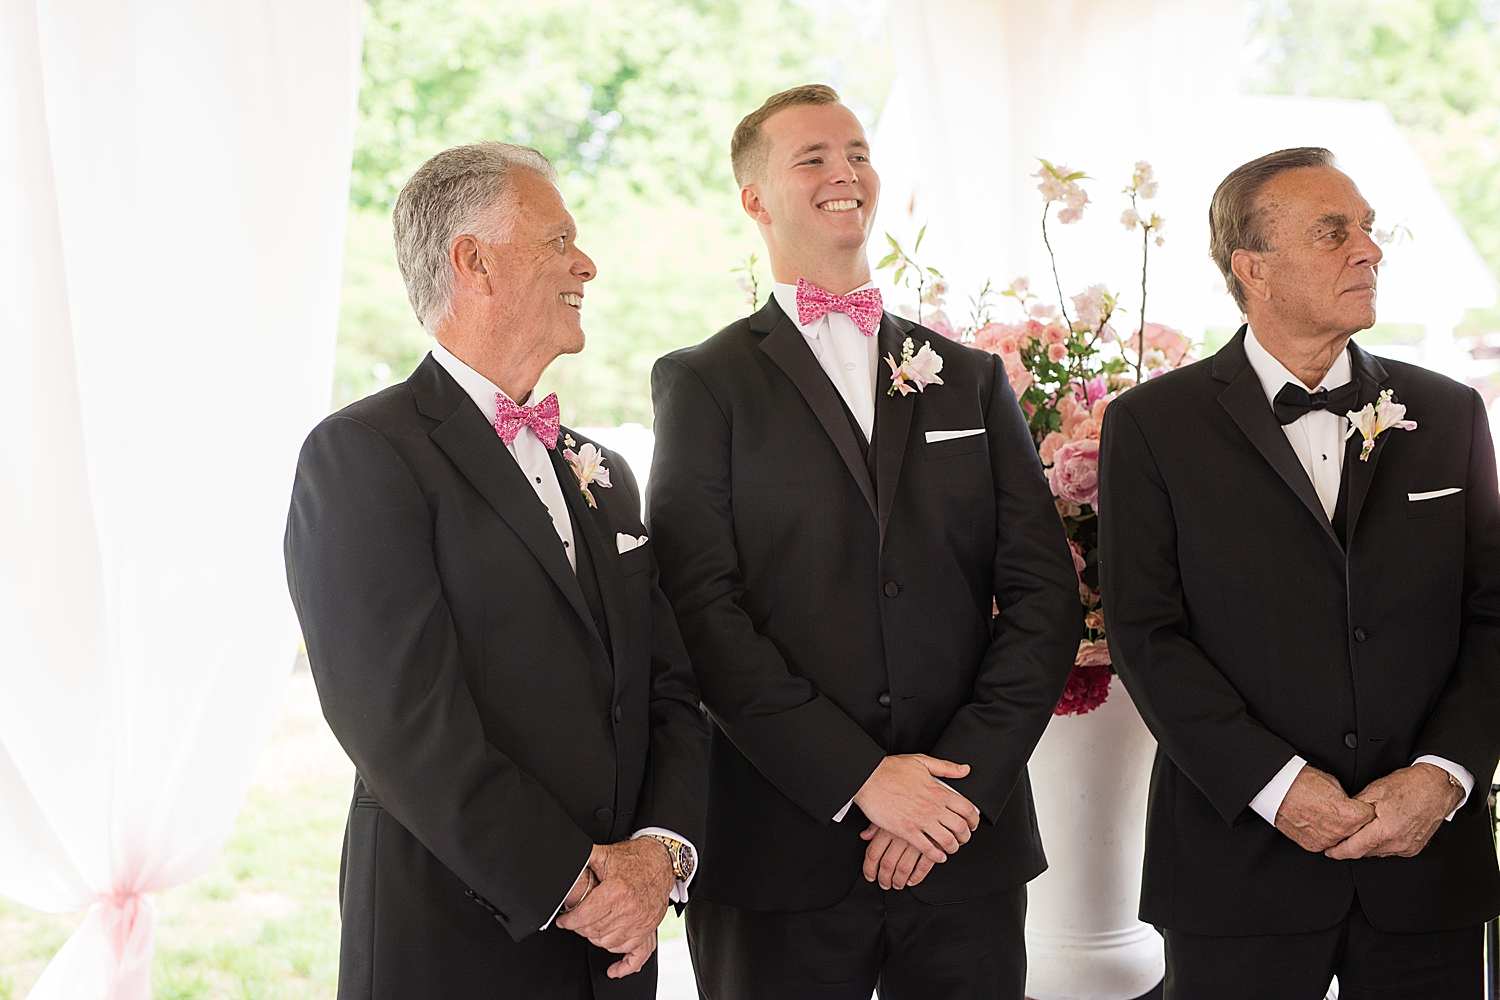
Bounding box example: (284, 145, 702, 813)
(925, 428, 985, 443)
(1408, 488, 1462, 501)
(616, 532, 648, 553)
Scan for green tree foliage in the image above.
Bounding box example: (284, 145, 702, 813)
(337, 0, 894, 423)
(1246, 0, 1500, 290)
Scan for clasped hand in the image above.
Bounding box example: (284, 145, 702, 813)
(852, 754, 981, 890)
(1274, 763, 1462, 861)
(555, 839, 674, 979)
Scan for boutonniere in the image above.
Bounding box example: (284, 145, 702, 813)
(562, 434, 611, 508)
(1346, 389, 1417, 461)
(885, 337, 945, 396)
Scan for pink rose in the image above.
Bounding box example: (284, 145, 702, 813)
(1055, 658, 1111, 716)
(1004, 356, 1033, 398)
(1068, 540, 1087, 576)
(1039, 431, 1068, 466)
(1044, 323, 1069, 345)
(1047, 343, 1068, 363)
(1075, 638, 1112, 667)
(1048, 438, 1099, 507)
(1132, 322, 1192, 367)
(973, 322, 1027, 355)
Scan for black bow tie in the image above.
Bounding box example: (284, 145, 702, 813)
(1273, 381, 1360, 426)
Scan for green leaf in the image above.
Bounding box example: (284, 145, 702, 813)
(876, 253, 899, 269)
(914, 225, 926, 251)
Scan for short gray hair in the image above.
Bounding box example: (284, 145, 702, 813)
(1209, 147, 1335, 310)
(392, 142, 558, 331)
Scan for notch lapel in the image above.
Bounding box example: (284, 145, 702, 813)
(420, 362, 604, 649)
(1341, 342, 1392, 542)
(755, 299, 878, 520)
(552, 443, 630, 679)
(1213, 328, 1342, 551)
(874, 314, 916, 544)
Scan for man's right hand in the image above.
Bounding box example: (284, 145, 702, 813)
(1274, 764, 1376, 852)
(851, 754, 981, 866)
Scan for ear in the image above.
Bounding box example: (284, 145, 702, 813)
(449, 234, 493, 296)
(740, 184, 771, 226)
(1230, 248, 1271, 304)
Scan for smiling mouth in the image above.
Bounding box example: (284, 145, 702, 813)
(819, 199, 861, 213)
(560, 293, 583, 308)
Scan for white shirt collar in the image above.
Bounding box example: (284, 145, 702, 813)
(1243, 325, 1353, 405)
(772, 279, 878, 336)
(430, 341, 520, 425)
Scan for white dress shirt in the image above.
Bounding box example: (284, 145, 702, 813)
(428, 345, 697, 922)
(773, 281, 880, 442)
(1240, 329, 1473, 826)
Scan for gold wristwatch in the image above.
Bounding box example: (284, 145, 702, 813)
(644, 834, 694, 882)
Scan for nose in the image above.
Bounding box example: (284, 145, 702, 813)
(573, 246, 596, 282)
(1352, 227, 1382, 269)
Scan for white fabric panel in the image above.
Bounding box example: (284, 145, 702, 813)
(0, 1, 362, 995)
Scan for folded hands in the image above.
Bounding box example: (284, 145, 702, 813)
(1274, 762, 1464, 860)
(852, 753, 982, 890)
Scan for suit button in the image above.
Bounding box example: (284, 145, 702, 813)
(595, 807, 614, 824)
(878, 692, 891, 707)
(612, 704, 623, 722)
(884, 582, 899, 598)
(1344, 733, 1358, 749)
(1354, 628, 1368, 642)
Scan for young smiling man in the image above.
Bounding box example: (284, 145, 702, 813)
(647, 85, 1079, 999)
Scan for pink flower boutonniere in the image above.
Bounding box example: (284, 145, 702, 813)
(562, 434, 611, 508)
(886, 337, 945, 396)
(1345, 389, 1417, 462)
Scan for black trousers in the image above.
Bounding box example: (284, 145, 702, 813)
(1163, 897, 1481, 1000)
(685, 878, 1027, 1000)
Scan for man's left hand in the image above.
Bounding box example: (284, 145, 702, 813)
(556, 839, 674, 977)
(1324, 763, 1464, 860)
(860, 823, 936, 889)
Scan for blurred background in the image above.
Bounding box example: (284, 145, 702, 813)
(3, 0, 1499, 996)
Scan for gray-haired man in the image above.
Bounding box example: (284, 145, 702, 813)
(285, 142, 709, 998)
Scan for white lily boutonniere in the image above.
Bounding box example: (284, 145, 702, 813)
(562, 434, 612, 508)
(1346, 389, 1417, 462)
(886, 337, 945, 396)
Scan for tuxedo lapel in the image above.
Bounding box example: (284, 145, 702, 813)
(874, 314, 916, 544)
(415, 357, 604, 648)
(754, 298, 878, 520)
(1342, 342, 1392, 543)
(1213, 328, 1342, 551)
(552, 444, 629, 679)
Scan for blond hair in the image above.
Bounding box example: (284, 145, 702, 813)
(730, 84, 842, 186)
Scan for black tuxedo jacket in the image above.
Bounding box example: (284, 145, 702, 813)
(647, 297, 1080, 911)
(1099, 328, 1500, 936)
(284, 354, 709, 996)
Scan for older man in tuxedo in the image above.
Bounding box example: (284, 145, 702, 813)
(648, 85, 1080, 999)
(1100, 147, 1500, 999)
(284, 142, 709, 998)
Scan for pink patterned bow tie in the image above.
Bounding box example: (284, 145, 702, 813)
(494, 391, 560, 449)
(795, 278, 883, 337)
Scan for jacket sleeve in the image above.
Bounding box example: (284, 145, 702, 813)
(647, 356, 887, 824)
(929, 353, 1081, 821)
(610, 454, 712, 851)
(1412, 389, 1500, 806)
(1099, 400, 1300, 825)
(284, 414, 593, 940)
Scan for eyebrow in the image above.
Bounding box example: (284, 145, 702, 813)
(789, 138, 869, 159)
(1312, 209, 1377, 230)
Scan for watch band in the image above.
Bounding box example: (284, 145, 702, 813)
(645, 834, 694, 882)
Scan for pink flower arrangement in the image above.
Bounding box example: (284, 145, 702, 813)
(878, 159, 1196, 715)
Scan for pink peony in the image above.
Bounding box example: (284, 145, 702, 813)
(1004, 355, 1033, 398)
(1075, 638, 1112, 667)
(1047, 343, 1068, 363)
(1048, 438, 1099, 507)
(1039, 431, 1068, 466)
(1055, 657, 1111, 716)
(972, 322, 1026, 355)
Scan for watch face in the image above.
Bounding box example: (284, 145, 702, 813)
(677, 850, 695, 880)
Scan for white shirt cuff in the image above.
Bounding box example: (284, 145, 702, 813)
(631, 827, 698, 904)
(1250, 755, 1307, 826)
(1414, 755, 1474, 820)
(541, 858, 592, 930)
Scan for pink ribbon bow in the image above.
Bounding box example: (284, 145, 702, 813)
(795, 278, 883, 337)
(495, 391, 561, 449)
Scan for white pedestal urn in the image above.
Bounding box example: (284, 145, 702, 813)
(1024, 676, 1164, 1000)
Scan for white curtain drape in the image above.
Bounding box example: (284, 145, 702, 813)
(0, 1, 362, 995)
